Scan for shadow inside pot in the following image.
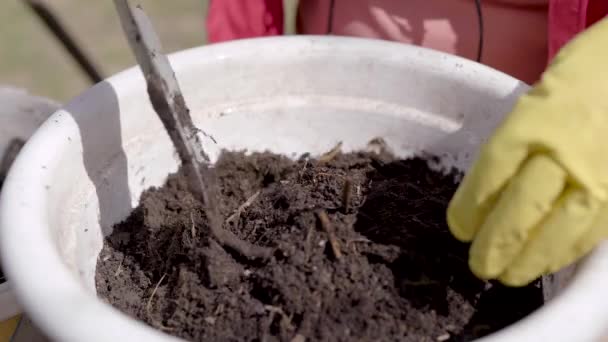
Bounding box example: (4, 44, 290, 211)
(67, 81, 132, 237)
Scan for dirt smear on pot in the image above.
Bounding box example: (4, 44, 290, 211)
(96, 150, 542, 342)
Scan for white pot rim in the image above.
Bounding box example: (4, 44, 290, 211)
(2, 36, 608, 342)
(0, 86, 59, 323)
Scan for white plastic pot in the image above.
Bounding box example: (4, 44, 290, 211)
(0, 87, 59, 322)
(2, 37, 608, 341)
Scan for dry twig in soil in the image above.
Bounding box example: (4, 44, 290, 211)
(341, 178, 352, 212)
(261, 305, 295, 341)
(304, 224, 315, 262)
(436, 333, 451, 341)
(114, 255, 125, 277)
(264, 305, 294, 330)
(226, 190, 261, 225)
(316, 210, 342, 260)
(189, 212, 196, 239)
(146, 272, 173, 331)
(346, 237, 371, 253)
(146, 273, 167, 314)
(291, 334, 306, 342)
(318, 142, 342, 164)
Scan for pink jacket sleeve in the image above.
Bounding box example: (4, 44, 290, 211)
(548, 0, 608, 61)
(206, 0, 284, 43)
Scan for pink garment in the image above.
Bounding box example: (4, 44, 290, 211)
(206, 0, 284, 41)
(206, 1, 607, 83)
(548, 0, 608, 58)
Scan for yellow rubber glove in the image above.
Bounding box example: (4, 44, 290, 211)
(0, 315, 20, 342)
(447, 18, 608, 286)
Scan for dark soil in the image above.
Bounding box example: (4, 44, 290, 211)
(96, 150, 543, 342)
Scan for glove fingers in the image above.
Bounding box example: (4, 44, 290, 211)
(468, 155, 566, 279)
(448, 139, 528, 242)
(499, 188, 601, 287)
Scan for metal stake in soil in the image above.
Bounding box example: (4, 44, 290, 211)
(113, 0, 271, 260)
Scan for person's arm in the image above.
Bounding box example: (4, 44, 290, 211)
(548, 0, 608, 62)
(206, 0, 284, 43)
(447, 18, 608, 286)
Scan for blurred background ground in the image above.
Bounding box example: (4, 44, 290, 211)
(0, 0, 298, 102)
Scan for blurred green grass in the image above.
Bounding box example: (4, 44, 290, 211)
(0, 0, 298, 102)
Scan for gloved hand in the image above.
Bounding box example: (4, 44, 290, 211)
(447, 19, 608, 286)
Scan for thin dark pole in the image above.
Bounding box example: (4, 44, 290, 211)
(326, 0, 335, 34)
(23, 0, 104, 84)
(474, 0, 484, 63)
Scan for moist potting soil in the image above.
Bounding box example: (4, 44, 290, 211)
(96, 150, 543, 342)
